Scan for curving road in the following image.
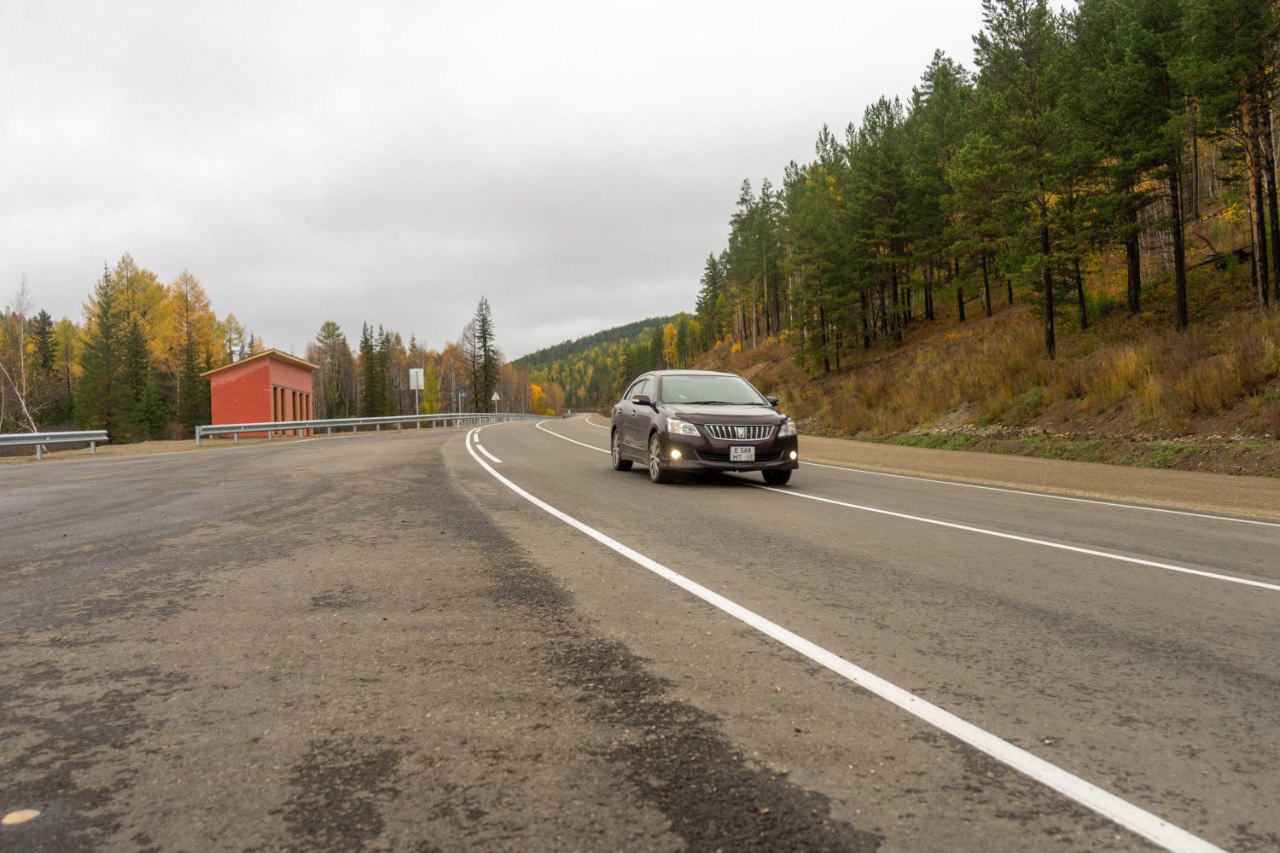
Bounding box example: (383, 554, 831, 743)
(2, 419, 1277, 851)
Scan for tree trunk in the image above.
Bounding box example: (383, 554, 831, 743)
(1188, 95, 1200, 220)
(1242, 96, 1271, 307)
(1037, 184, 1055, 359)
(1260, 97, 1280, 304)
(818, 300, 830, 373)
(956, 280, 965, 322)
(1168, 168, 1191, 327)
(890, 264, 902, 343)
(924, 263, 935, 321)
(981, 253, 992, 317)
(1074, 256, 1088, 330)
(1125, 202, 1142, 315)
(860, 288, 871, 349)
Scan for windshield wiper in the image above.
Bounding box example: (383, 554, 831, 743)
(683, 400, 734, 405)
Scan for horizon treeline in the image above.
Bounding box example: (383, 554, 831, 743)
(0, 255, 257, 441)
(309, 297, 552, 419)
(694, 0, 1280, 368)
(2, 267, 554, 440)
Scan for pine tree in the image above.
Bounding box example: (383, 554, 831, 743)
(135, 376, 169, 438)
(358, 323, 383, 417)
(120, 317, 151, 441)
(973, 0, 1067, 358)
(75, 265, 128, 440)
(473, 297, 499, 412)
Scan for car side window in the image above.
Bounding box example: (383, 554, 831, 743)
(622, 380, 642, 402)
(634, 379, 651, 399)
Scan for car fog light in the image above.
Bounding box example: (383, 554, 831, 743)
(789, 450, 798, 460)
(671, 449, 682, 460)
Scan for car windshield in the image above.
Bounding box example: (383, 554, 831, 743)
(659, 375, 768, 405)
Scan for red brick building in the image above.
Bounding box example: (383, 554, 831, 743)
(201, 349, 319, 437)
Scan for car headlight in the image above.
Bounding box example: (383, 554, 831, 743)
(666, 418, 700, 436)
(778, 418, 797, 437)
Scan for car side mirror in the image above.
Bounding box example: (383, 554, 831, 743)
(631, 394, 652, 407)
(766, 395, 780, 406)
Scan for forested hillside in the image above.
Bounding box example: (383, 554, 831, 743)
(675, 0, 1280, 470)
(517, 314, 704, 409)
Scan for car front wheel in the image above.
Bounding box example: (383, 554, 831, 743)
(611, 429, 632, 471)
(648, 433, 676, 484)
(762, 469, 791, 486)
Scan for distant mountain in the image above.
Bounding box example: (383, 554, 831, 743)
(516, 315, 690, 410)
(515, 316, 677, 368)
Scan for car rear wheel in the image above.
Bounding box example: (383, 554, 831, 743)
(611, 429, 632, 471)
(648, 433, 676, 484)
(762, 470, 791, 486)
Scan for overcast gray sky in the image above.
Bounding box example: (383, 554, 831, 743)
(3, 1, 991, 358)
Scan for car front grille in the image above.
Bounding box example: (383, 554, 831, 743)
(704, 423, 775, 441)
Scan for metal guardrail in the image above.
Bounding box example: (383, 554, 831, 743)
(0, 430, 109, 460)
(194, 412, 542, 445)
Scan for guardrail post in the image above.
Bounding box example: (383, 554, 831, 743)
(327, 427, 332, 436)
(268, 430, 273, 441)
(36, 444, 42, 461)
(396, 423, 402, 431)
(90, 441, 96, 456)
(234, 433, 239, 444)
(375, 424, 381, 432)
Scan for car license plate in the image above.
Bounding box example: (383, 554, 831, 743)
(730, 446, 755, 462)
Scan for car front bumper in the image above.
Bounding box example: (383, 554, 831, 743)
(657, 432, 799, 473)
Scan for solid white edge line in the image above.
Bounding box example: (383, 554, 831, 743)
(476, 443, 503, 464)
(581, 414, 610, 429)
(537, 420, 1279, 594)
(466, 423, 1219, 853)
(799, 459, 1280, 529)
(752, 482, 1280, 593)
(537, 420, 610, 453)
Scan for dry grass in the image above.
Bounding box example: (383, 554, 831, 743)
(700, 292, 1280, 442)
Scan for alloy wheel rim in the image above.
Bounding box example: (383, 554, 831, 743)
(649, 437, 660, 478)
(612, 432, 620, 465)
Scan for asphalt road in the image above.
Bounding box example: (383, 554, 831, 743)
(2, 420, 1277, 851)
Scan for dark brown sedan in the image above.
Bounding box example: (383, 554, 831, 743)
(609, 370, 799, 484)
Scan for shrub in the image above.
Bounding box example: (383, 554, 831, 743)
(1177, 354, 1241, 413)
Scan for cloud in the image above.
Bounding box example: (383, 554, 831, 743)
(2, 0, 986, 356)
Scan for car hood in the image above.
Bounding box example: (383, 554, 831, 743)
(659, 403, 785, 425)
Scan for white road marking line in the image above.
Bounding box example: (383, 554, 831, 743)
(465, 427, 1219, 853)
(581, 414, 610, 429)
(476, 443, 502, 464)
(536, 419, 1279, 594)
(537, 420, 609, 453)
(752, 482, 1280, 593)
(799, 459, 1280, 529)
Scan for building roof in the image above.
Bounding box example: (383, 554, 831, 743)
(200, 348, 319, 379)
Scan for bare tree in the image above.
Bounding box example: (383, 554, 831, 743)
(0, 277, 41, 433)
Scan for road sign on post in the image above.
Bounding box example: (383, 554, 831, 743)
(409, 368, 424, 415)
(491, 391, 501, 414)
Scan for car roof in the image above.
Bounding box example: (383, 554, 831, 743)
(647, 369, 736, 377)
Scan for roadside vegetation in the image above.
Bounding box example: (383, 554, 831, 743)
(1, 259, 542, 447)
(686, 0, 1280, 477)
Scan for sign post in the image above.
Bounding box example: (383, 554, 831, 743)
(458, 390, 467, 412)
(491, 391, 501, 414)
(409, 368, 424, 415)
